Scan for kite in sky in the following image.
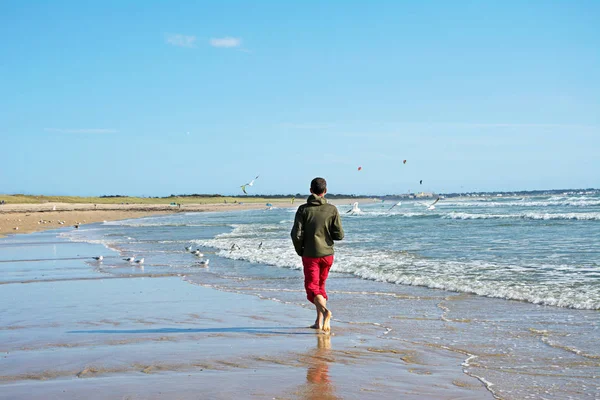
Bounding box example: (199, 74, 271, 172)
(357, 166, 362, 171)
(403, 160, 407, 164)
(420, 180, 423, 185)
(241, 174, 260, 194)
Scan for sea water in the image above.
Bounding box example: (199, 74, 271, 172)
(63, 192, 600, 399)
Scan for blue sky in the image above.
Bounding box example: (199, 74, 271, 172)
(1, 1, 598, 196)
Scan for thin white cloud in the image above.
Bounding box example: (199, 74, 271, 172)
(44, 128, 118, 134)
(210, 37, 241, 48)
(165, 33, 197, 48)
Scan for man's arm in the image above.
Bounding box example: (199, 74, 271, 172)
(290, 208, 305, 256)
(330, 208, 344, 240)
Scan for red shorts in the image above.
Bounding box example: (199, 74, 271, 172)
(302, 255, 334, 304)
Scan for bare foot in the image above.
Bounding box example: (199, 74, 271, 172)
(309, 323, 320, 329)
(322, 309, 332, 334)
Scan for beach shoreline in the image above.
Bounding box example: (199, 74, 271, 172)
(0, 227, 491, 399)
(0, 198, 370, 238)
(2, 200, 598, 399)
(0, 201, 288, 238)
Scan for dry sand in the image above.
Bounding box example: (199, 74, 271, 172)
(0, 201, 295, 238)
(0, 198, 364, 238)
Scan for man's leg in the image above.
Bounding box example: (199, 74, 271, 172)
(314, 295, 332, 334)
(311, 307, 322, 330)
(318, 256, 334, 333)
(303, 257, 321, 329)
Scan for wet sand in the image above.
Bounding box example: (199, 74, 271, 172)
(0, 230, 492, 399)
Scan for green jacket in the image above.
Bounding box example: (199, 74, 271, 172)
(291, 194, 344, 257)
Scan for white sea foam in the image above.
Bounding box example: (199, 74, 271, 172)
(443, 212, 600, 220)
(196, 223, 600, 310)
(439, 199, 600, 208)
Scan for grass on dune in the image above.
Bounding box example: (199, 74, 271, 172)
(0, 194, 296, 205)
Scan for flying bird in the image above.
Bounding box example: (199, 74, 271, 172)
(419, 197, 440, 210)
(388, 201, 402, 211)
(240, 175, 260, 194)
(346, 202, 361, 214)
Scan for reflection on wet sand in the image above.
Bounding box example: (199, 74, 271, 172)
(304, 335, 338, 400)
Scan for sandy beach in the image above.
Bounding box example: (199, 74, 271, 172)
(3, 199, 597, 399)
(0, 228, 490, 399)
(0, 201, 296, 238)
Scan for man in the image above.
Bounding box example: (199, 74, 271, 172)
(291, 177, 344, 334)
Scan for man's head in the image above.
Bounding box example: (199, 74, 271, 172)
(310, 177, 327, 196)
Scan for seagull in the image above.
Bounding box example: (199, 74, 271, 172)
(193, 250, 204, 257)
(135, 258, 144, 265)
(346, 202, 361, 214)
(388, 201, 402, 211)
(185, 246, 192, 251)
(240, 175, 260, 194)
(93, 256, 103, 261)
(123, 257, 135, 262)
(258, 242, 263, 250)
(230, 243, 241, 251)
(199, 259, 210, 266)
(419, 197, 440, 210)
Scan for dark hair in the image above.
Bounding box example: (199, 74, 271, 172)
(310, 177, 327, 195)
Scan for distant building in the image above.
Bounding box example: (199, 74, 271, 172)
(415, 192, 435, 198)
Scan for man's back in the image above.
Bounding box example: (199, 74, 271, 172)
(291, 194, 344, 258)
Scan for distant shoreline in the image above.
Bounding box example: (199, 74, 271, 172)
(1, 188, 597, 205)
(0, 198, 368, 238)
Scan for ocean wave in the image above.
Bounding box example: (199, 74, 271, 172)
(335, 210, 600, 220)
(439, 199, 600, 208)
(443, 212, 600, 220)
(197, 224, 600, 310)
